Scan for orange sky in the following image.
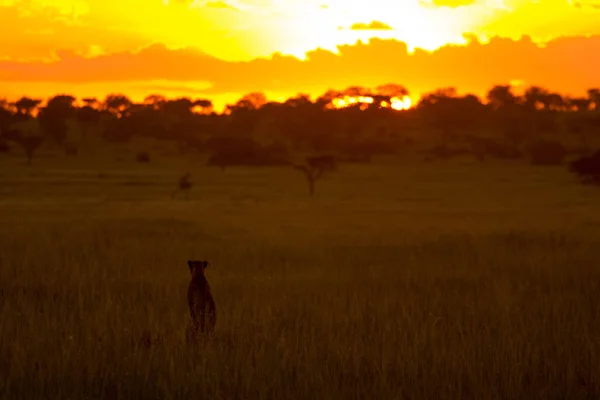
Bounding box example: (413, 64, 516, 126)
(1, 0, 600, 110)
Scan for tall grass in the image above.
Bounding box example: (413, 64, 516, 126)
(1, 154, 600, 399)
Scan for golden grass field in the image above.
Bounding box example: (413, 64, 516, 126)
(1, 143, 600, 399)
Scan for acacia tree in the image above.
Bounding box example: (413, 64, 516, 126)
(290, 155, 337, 196)
(13, 97, 42, 117)
(9, 118, 44, 165)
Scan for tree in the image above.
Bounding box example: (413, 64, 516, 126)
(565, 97, 592, 153)
(37, 95, 76, 145)
(315, 89, 342, 109)
(103, 94, 132, 117)
(523, 86, 550, 110)
(375, 83, 409, 99)
(9, 118, 44, 165)
(82, 97, 98, 107)
(143, 94, 166, 110)
(417, 88, 480, 145)
(228, 92, 267, 112)
(342, 86, 369, 97)
(290, 155, 337, 196)
(587, 88, 600, 110)
(163, 97, 194, 118)
(0, 99, 14, 139)
(76, 104, 101, 139)
(486, 85, 517, 110)
(13, 97, 42, 116)
(193, 99, 213, 114)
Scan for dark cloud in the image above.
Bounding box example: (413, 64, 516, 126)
(1, 35, 599, 100)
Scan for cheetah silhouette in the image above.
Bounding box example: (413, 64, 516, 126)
(186, 260, 217, 343)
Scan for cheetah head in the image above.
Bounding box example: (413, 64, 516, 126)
(188, 260, 209, 278)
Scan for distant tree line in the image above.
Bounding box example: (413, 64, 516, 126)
(1, 84, 600, 176)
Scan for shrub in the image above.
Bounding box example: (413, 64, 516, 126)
(569, 150, 600, 184)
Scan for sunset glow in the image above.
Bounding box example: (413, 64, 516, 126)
(0, 0, 599, 105)
(329, 95, 413, 111)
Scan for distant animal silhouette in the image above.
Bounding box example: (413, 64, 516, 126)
(172, 172, 192, 199)
(186, 260, 217, 343)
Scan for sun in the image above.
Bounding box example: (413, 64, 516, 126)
(264, 0, 483, 59)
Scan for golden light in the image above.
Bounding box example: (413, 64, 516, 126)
(265, 0, 487, 60)
(328, 95, 412, 111)
(390, 96, 412, 110)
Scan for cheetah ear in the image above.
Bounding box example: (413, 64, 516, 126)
(187, 260, 194, 269)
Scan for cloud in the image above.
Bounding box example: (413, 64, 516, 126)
(2, 0, 89, 23)
(204, 0, 239, 10)
(1, 35, 599, 105)
(419, 0, 478, 8)
(570, 0, 600, 8)
(345, 21, 394, 31)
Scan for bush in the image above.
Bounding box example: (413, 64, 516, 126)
(569, 150, 600, 184)
(136, 152, 151, 163)
(526, 140, 567, 166)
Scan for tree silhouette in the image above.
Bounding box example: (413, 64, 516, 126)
(82, 97, 98, 107)
(417, 88, 484, 146)
(0, 99, 14, 139)
(13, 97, 42, 117)
(37, 95, 76, 145)
(76, 104, 101, 139)
(569, 150, 600, 184)
(290, 155, 337, 196)
(104, 94, 132, 117)
(565, 97, 592, 153)
(587, 88, 600, 110)
(143, 94, 167, 110)
(193, 99, 213, 114)
(375, 83, 409, 98)
(486, 85, 518, 110)
(17, 136, 44, 165)
(4, 83, 600, 170)
(9, 118, 44, 165)
(523, 86, 550, 110)
(228, 92, 267, 112)
(342, 86, 369, 97)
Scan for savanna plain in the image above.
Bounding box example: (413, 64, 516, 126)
(1, 142, 600, 400)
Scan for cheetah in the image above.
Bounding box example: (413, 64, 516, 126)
(186, 260, 217, 343)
